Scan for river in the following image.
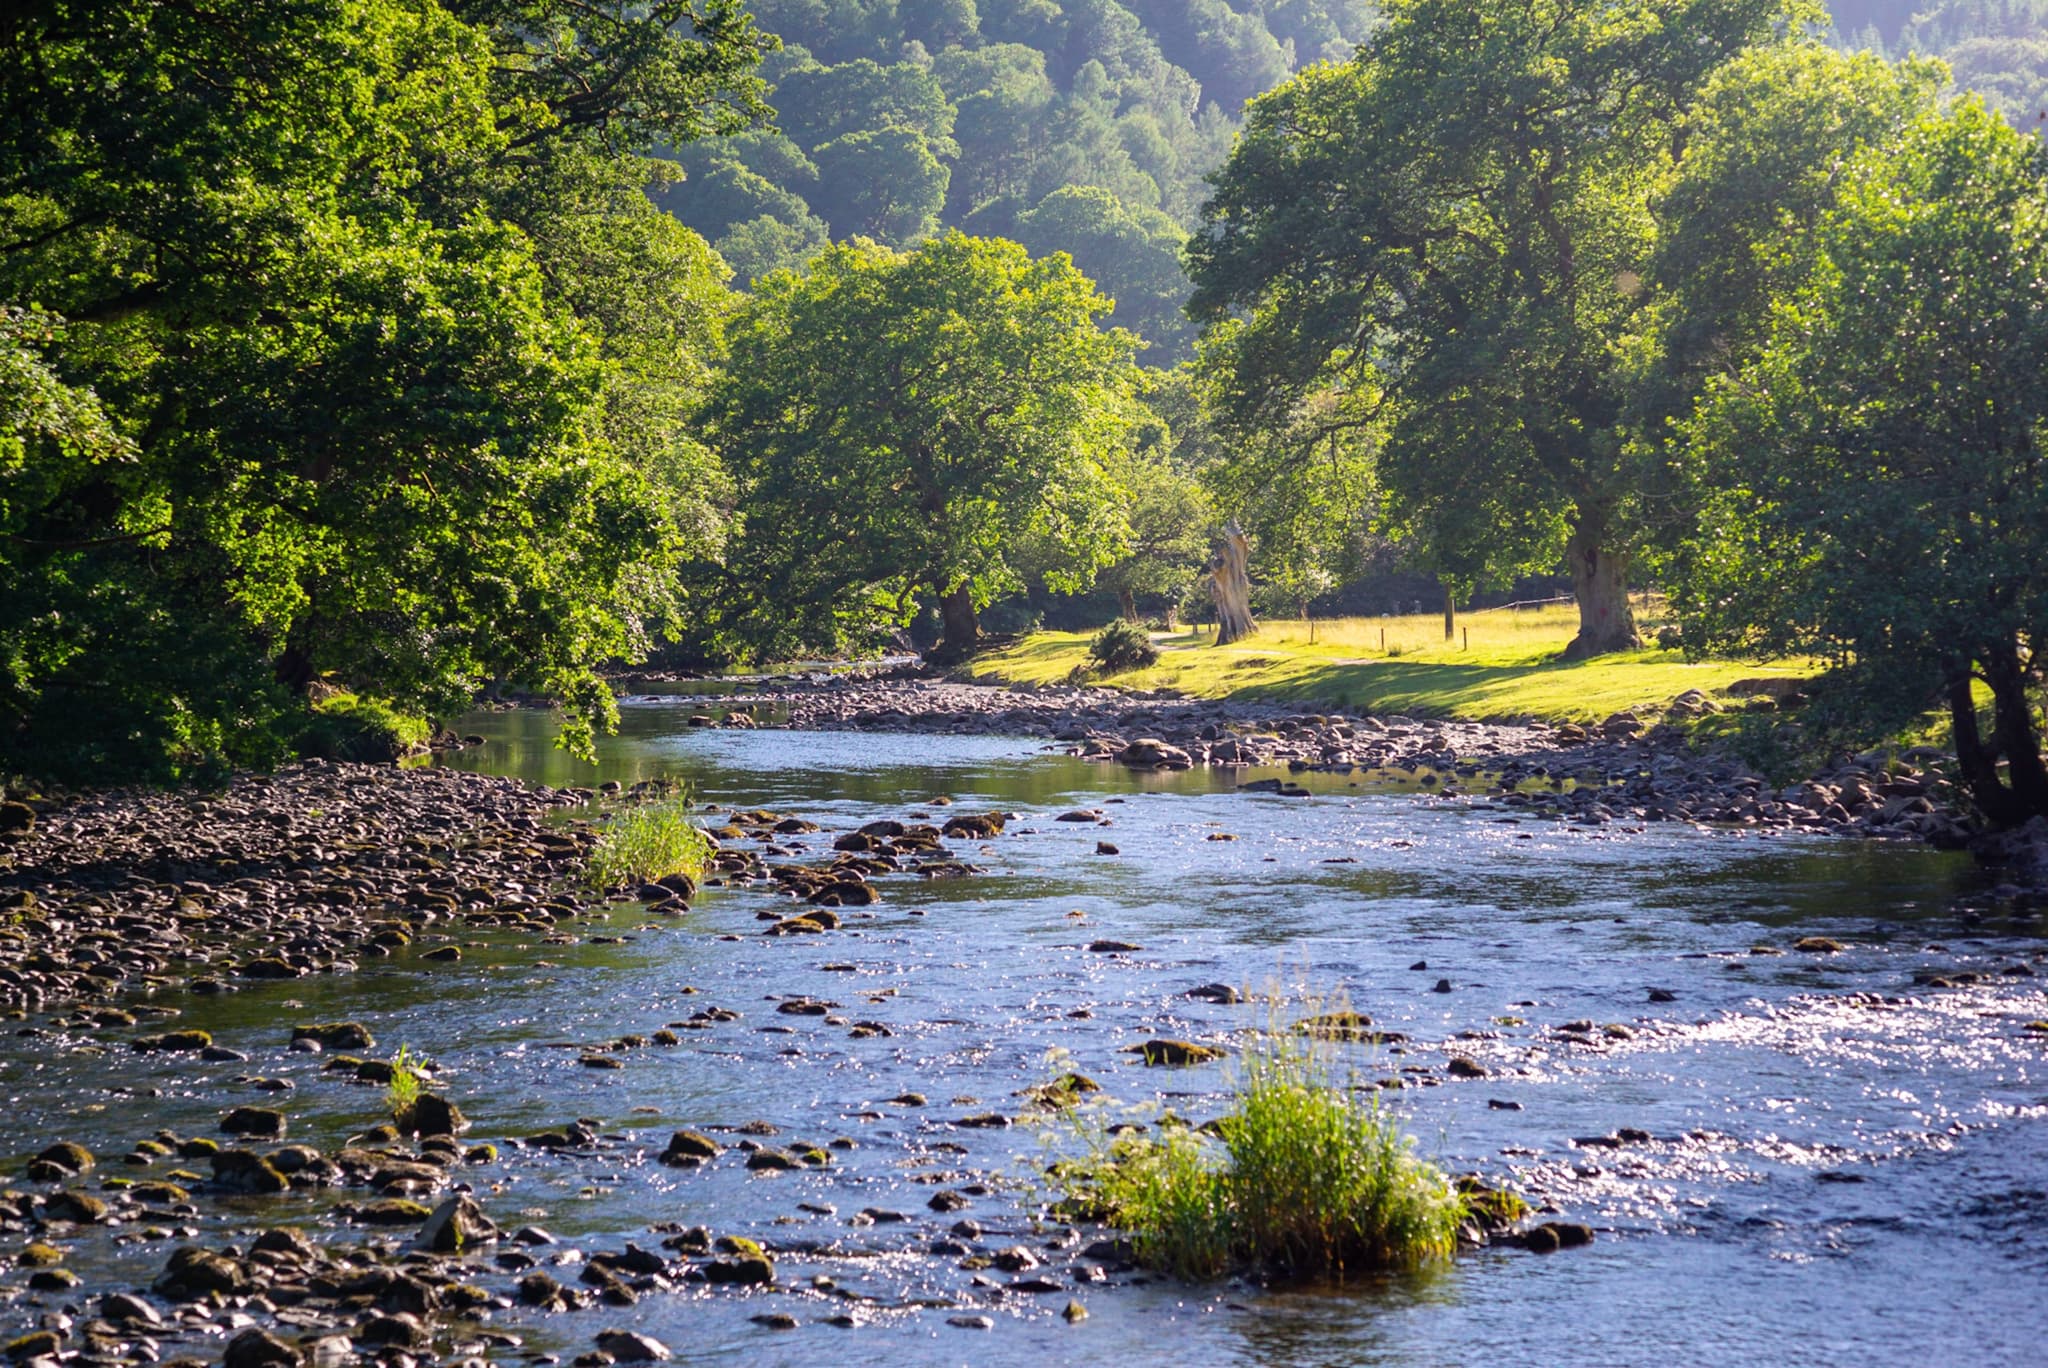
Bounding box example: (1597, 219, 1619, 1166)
(4, 701, 2044, 1366)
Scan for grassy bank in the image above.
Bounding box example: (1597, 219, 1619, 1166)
(969, 603, 1817, 725)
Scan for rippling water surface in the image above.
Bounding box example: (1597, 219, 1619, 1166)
(5, 702, 2045, 1366)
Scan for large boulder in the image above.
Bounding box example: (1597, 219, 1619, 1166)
(1118, 738, 1193, 770)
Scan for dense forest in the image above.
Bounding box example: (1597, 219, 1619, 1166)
(656, 1, 1382, 360)
(658, 1, 2048, 365)
(4, 0, 2047, 826)
(1832, 1, 2048, 137)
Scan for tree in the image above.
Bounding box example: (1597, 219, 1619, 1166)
(1671, 101, 2048, 825)
(0, 0, 770, 777)
(1014, 185, 1194, 361)
(708, 233, 1141, 659)
(1641, 43, 1944, 430)
(1188, 0, 1815, 658)
(772, 57, 958, 151)
(811, 128, 952, 243)
(1097, 452, 1214, 623)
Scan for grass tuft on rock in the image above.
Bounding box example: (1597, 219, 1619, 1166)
(1046, 1027, 1465, 1282)
(583, 798, 713, 892)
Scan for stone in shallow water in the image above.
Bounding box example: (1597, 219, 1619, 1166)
(595, 1330, 671, 1362)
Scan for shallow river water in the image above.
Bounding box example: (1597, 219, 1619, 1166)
(6, 703, 2047, 1366)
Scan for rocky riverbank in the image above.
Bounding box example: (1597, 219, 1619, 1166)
(621, 671, 2012, 870)
(0, 762, 602, 1017)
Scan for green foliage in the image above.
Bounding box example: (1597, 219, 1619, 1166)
(1013, 186, 1194, 361)
(1669, 100, 2048, 822)
(1189, 0, 1819, 658)
(0, 0, 769, 779)
(296, 695, 430, 765)
(385, 1045, 426, 1122)
(810, 127, 952, 243)
(662, 1, 1378, 360)
(1831, 2, 2048, 138)
(1046, 1026, 1465, 1281)
(1089, 620, 1161, 674)
(703, 233, 1143, 659)
(584, 799, 714, 892)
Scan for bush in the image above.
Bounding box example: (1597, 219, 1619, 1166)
(583, 799, 713, 892)
(296, 694, 429, 763)
(1088, 620, 1160, 674)
(1045, 1026, 1465, 1281)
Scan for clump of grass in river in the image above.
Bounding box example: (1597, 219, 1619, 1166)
(1044, 1018, 1466, 1282)
(582, 799, 712, 892)
(384, 1044, 426, 1123)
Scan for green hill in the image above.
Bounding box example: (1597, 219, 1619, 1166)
(657, 0, 1380, 362)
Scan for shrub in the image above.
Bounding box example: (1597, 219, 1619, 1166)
(1046, 1026, 1465, 1281)
(296, 694, 429, 763)
(583, 799, 713, 892)
(1088, 620, 1160, 675)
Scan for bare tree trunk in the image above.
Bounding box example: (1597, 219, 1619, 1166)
(1442, 585, 1455, 642)
(1117, 587, 1139, 623)
(1163, 603, 1180, 631)
(1560, 517, 1640, 660)
(1208, 520, 1257, 646)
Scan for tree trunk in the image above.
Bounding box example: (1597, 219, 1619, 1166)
(1560, 519, 1640, 660)
(935, 582, 979, 659)
(1965, 644, 2048, 824)
(1948, 672, 2029, 827)
(1208, 520, 1257, 646)
(274, 642, 315, 697)
(1117, 587, 1139, 623)
(1442, 584, 1455, 642)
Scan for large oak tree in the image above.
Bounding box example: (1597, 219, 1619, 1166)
(1187, 0, 1813, 658)
(707, 232, 1141, 660)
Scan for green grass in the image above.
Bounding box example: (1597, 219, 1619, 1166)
(1045, 1026, 1466, 1282)
(298, 692, 430, 762)
(385, 1044, 425, 1122)
(583, 798, 714, 892)
(971, 601, 1819, 725)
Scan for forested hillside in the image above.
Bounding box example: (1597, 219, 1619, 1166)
(657, 1, 2043, 365)
(1831, 1, 2048, 133)
(658, 1, 1380, 360)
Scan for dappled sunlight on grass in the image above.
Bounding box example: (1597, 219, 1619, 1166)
(970, 603, 1819, 723)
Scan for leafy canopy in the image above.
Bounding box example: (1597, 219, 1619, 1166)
(705, 232, 1142, 658)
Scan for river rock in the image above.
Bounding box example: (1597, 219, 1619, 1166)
(221, 1327, 297, 1368)
(220, 1106, 286, 1138)
(211, 1149, 289, 1194)
(702, 1255, 774, 1285)
(596, 1331, 672, 1362)
(417, 1194, 497, 1253)
(292, 1021, 375, 1050)
(42, 1189, 108, 1223)
(1521, 1221, 1596, 1253)
(33, 1141, 94, 1174)
(1123, 1039, 1226, 1066)
(661, 1130, 721, 1164)
(403, 1092, 468, 1136)
(156, 1246, 249, 1297)
(1118, 738, 1193, 769)
(99, 1292, 161, 1327)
